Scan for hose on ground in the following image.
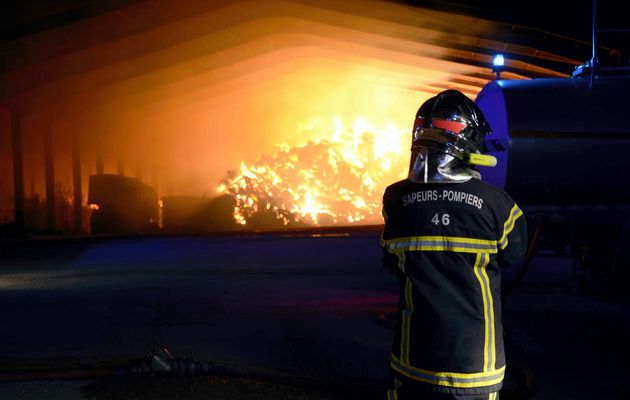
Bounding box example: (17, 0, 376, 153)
(0, 346, 386, 396)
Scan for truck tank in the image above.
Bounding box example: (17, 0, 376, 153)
(475, 74, 630, 293)
(475, 76, 630, 206)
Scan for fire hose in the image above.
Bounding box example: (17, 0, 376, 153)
(502, 215, 543, 297)
(0, 346, 386, 395)
(0, 221, 543, 397)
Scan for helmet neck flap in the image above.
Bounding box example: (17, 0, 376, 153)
(408, 147, 480, 183)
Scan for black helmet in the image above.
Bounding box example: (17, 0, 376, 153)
(412, 89, 494, 166)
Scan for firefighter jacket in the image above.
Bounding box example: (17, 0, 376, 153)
(380, 178, 527, 395)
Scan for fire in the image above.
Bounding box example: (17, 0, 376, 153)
(218, 117, 409, 227)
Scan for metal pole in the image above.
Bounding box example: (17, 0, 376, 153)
(96, 152, 104, 175)
(10, 108, 24, 231)
(44, 125, 56, 232)
(72, 132, 82, 233)
(592, 0, 598, 67)
(135, 162, 143, 182)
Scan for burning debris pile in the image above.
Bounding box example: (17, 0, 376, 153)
(218, 118, 408, 228)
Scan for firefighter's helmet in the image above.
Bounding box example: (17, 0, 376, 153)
(412, 89, 496, 167)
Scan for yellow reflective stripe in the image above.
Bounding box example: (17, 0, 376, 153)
(387, 379, 401, 400)
(397, 250, 406, 274)
(499, 204, 523, 249)
(476, 253, 495, 371)
(390, 354, 505, 388)
(401, 277, 414, 362)
(473, 253, 489, 371)
(391, 354, 506, 379)
(382, 236, 498, 254)
(481, 263, 496, 371)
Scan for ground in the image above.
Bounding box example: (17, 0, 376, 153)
(0, 230, 628, 399)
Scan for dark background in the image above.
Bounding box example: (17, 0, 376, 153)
(4, 0, 626, 62)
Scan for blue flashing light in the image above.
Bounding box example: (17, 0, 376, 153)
(493, 54, 505, 67)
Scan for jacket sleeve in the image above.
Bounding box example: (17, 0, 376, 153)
(380, 188, 399, 274)
(496, 201, 528, 269)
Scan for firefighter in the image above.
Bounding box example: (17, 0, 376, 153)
(381, 89, 527, 400)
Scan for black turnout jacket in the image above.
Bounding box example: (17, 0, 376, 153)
(381, 178, 527, 395)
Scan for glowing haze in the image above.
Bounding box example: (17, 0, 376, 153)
(1, 0, 529, 229)
(208, 61, 430, 227)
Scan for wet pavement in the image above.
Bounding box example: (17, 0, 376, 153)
(0, 230, 628, 399)
(0, 376, 368, 400)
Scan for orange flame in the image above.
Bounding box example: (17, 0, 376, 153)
(218, 117, 409, 227)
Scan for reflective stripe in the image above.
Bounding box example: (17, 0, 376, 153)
(400, 278, 413, 362)
(401, 278, 414, 362)
(432, 118, 466, 134)
(473, 253, 495, 371)
(481, 262, 497, 371)
(489, 392, 498, 400)
(390, 354, 505, 388)
(397, 250, 406, 274)
(498, 205, 523, 249)
(386, 379, 401, 400)
(382, 236, 498, 254)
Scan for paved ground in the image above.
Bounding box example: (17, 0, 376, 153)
(0, 376, 370, 400)
(501, 255, 630, 400)
(0, 229, 628, 399)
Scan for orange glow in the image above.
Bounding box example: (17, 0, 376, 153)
(1, 0, 559, 232)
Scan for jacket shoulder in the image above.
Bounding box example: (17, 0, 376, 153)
(467, 179, 517, 206)
(383, 179, 411, 199)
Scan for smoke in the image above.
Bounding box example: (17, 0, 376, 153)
(0, 0, 494, 227)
